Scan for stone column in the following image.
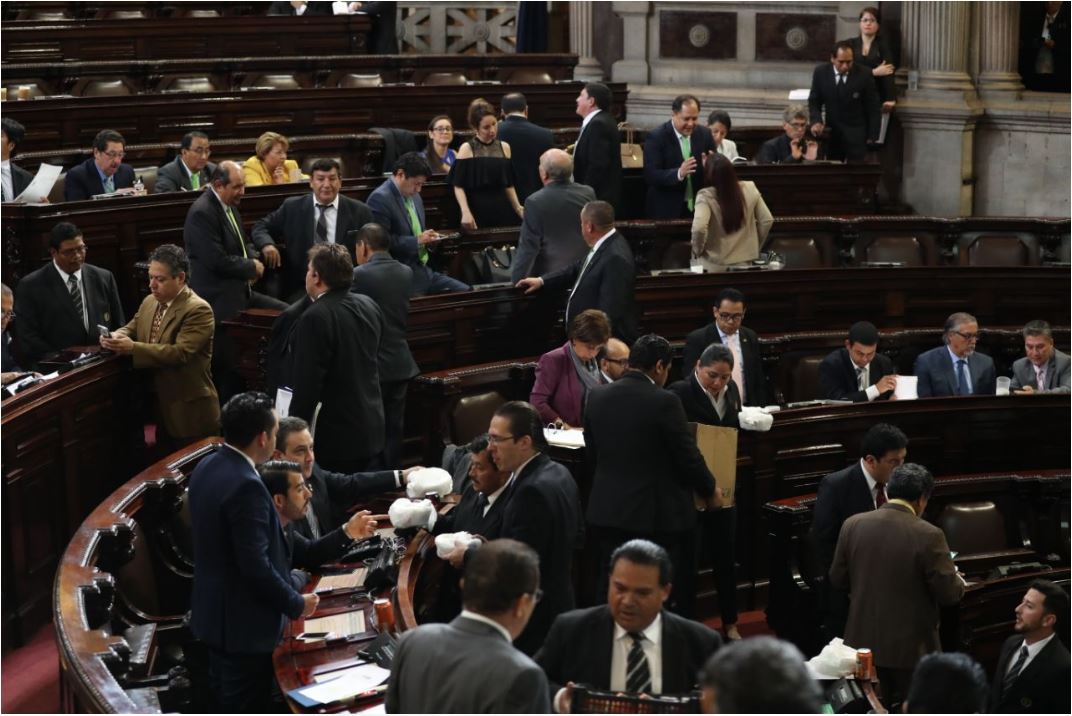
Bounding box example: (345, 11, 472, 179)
(976, 1, 1024, 94)
(569, 1, 603, 81)
(611, 1, 650, 84)
(914, 1, 974, 91)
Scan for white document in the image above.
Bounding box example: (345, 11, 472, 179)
(310, 662, 390, 687)
(275, 387, 293, 418)
(544, 428, 585, 449)
(893, 375, 918, 400)
(13, 163, 61, 204)
(303, 664, 389, 702)
(788, 88, 811, 101)
(877, 113, 891, 144)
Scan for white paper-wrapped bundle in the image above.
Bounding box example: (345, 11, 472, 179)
(434, 531, 479, 559)
(738, 406, 774, 432)
(406, 467, 453, 498)
(388, 498, 436, 530)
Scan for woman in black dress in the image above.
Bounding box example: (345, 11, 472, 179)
(847, 6, 898, 113)
(449, 98, 523, 230)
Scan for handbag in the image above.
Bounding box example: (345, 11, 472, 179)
(619, 122, 643, 169)
(470, 245, 515, 284)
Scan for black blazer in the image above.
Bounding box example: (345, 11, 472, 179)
(642, 120, 716, 219)
(755, 134, 799, 165)
(361, 1, 399, 54)
(500, 452, 583, 655)
(288, 523, 353, 571)
(351, 253, 418, 383)
(290, 462, 398, 541)
(267, 0, 333, 14)
(8, 162, 33, 200)
(63, 157, 136, 202)
(847, 35, 898, 102)
(584, 371, 716, 534)
(252, 193, 374, 298)
(153, 156, 216, 194)
(682, 323, 767, 407)
(536, 606, 722, 696)
(818, 347, 895, 402)
(15, 261, 125, 367)
(542, 230, 636, 344)
(1, 330, 19, 373)
(808, 63, 881, 159)
(810, 462, 876, 573)
(289, 289, 385, 470)
(496, 115, 555, 203)
(667, 373, 741, 429)
(989, 633, 1071, 714)
(573, 110, 622, 210)
(184, 190, 269, 322)
(266, 294, 310, 396)
(433, 477, 515, 539)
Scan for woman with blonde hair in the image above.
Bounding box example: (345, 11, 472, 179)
(691, 154, 773, 271)
(448, 98, 523, 230)
(243, 131, 305, 186)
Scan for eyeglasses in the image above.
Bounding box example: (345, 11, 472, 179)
(431, 126, 453, 133)
(952, 331, 979, 341)
(602, 357, 629, 366)
(58, 245, 88, 257)
(530, 588, 544, 604)
(486, 434, 517, 445)
(99, 150, 125, 160)
(717, 312, 745, 322)
(788, 121, 808, 129)
(187, 146, 212, 155)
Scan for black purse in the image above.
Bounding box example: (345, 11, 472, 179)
(471, 245, 515, 284)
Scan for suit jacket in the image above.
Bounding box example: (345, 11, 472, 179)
(530, 342, 588, 427)
(500, 452, 583, 655)
(1, 330, 19, 373)
(819, 347, 896, 402)
(642, 121, 716, 219)
(184, 189, 270, 322)
(691, 181, 773, 270)
(289, 288, 385, 470)
(367, 176, 438, 296)
(682, 323, 767, 407)
(808, 63, 881, 159)
(265, 294, 310, 396)
(288, 522, 354, 570)
(153, 156, 216, 194)
(914, 346, 997, 397)
(253, 193, 374, 297)
(511, 180, 595, 282)
(810, 462, 877, 574)
(119, 285, 219, 440)
(361, 1, 399, 55)
(989, 633, 1071, 714)
(63, 157, 136, 202)
(350, 253, 418, 383)
(386, 615, 550, 713)
(667, 372, 741, 429)
(290, 462, 398, 541)
(497, 115, 555, 203)
(15, 261, 125, 367)
(573, 110, 622, 209)
(1010, 350, 1071, 394)
(536, 606, 722, 696)
(9, 162, 32, 200)
(189, 445, 305, 654)
(584, 371, 716, 534)
(542, 230, 637, 344)
(848, 35, 898, 102)
(829, 502, 964, 669)
(433, 477, 515, 539)
(755, 134, 800, 165)
(267, 0, 332, 14)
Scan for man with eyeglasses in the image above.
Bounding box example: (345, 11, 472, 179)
(16, 221, 124, 368)
(154, 131, 216, 193)
(682, 287, 767, 406)
(915, 312, 997, 397)
(64, 129, 137, 201)
(755, 105, 812, 164)
(598, 338, 630, 382)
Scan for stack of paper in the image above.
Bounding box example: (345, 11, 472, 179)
(303, 610, 367, 638)
(314, 568, 368, 594)
(289, 663, 390, 707)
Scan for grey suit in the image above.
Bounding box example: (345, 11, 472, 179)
(1010, 350, 1071, 394)
(914, 346, 997, 397)
(386, 615, 551, 713)
(511, 180, 596, 282)
(153, 156, 216, 194)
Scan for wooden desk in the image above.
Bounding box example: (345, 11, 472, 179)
(2, 1, 267, 21)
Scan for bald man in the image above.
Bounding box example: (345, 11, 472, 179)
(599, 338, 630, 382)
(511, 148, 597, 283)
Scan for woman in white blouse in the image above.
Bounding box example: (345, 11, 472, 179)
(707, 109, 739, 161)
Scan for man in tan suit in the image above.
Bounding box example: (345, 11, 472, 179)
(100, 244, 219, 450)
(830, 462, 964, 709)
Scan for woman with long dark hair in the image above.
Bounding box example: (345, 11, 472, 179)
(690, 154, 773, 271)
(422, 115, 457, 174)
(448, 98, 523, 230)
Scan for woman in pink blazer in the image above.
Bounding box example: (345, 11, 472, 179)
(530, 309, 611, 428)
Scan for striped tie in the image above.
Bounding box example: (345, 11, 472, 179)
(68, 274, 86, 330)
(626, 632, 651, 694)
(1002, 645, 1030, 697)
(149, 302, 166, 343)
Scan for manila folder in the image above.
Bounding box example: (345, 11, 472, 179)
(690, 422, 738, 508)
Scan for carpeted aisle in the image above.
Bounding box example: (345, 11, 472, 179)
(2, 623, 60, 714)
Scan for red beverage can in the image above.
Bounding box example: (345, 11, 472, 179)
(855, 648, 873, 680)
(374, 598, 395, 633)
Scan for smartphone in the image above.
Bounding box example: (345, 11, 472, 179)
(97, 324, 111, 339)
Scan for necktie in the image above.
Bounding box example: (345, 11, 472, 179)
(727, 334, 745, 403)
(566, 249, 595, 319)
(305, 503, 321, 540)
(316, 203, 330, 243)
(225, 207, 248, 258)
(679, 134, 694, 212)
(874, 484, 887, 508)
(190, 172, 200, 190)
(103, 174, 115, 194)
(68, 274, 86, 330)
(856, 366, 867, 390)
(149, 302, 166, 343)
(1002, 645, 1030, 697)
(626, 633, 652, 694)
(956, 359, 971, 396)
(1037, 367, 1046, 391)
(477, 492, 490, 516)
(404, 197, 428, 264)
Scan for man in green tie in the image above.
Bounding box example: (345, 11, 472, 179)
(641, 94, 715, 220)
(154, 131, 216, 193)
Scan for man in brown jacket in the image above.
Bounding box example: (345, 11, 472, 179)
(100, 243, 219, 450)
(830, 462, 964, 709)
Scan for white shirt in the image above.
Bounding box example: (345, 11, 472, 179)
(852, 359, 882, 401)
(221, 442, 257, 472)
(579, 108, 602, 136)
(610, 613, 663, 693)
(312, 193, 340, 244)
(1, 160, 13, 202)
(458, 609, 512, 643)
(1006, 633, 1055, 675)
(53, 260, 88, 331)
(694, 370, 726, 420)
(832, 66, 848, 84)
(483, 472, 515, 517)
(859, 459, 883, 508)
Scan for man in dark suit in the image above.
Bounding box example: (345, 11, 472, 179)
(585, 335, 720, 618)
(830, 463, 964, 708)
(819, 321, 897, 402)
(537, 539, 722, 710)
(153, 131, 216, 194)
(496, 92, 555, 204)
(643, 94, 716, 219)
(808, 41, 881, 161)
(345, 1, 398, 54)
(188, 392, 319, 712)
(511, 148, 595, 282)
(16, 221, 125, 367)
(352, 223, 418, 467)
(253, 158, 374, 300)
(64, 129, 138, 201)
(989, 579, 1071, 714)
(1, 284, 25, 384)
(1020, 0, 1070, 92)
(915, 311, 997, 397)
(1, 118, 34, 202)
(811, 423, 908, 638)
(516, 200, 637, 344)
(485, 401, 582, 655)
(387, 539, 550, 713)
(755, 105, 813, 164)
(289, 244, 384, 473)
(366, 152, 470, 296)
(682, 287, 766, 406)
(572, 82, 622, 210)
(267, 1, 333, 15)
